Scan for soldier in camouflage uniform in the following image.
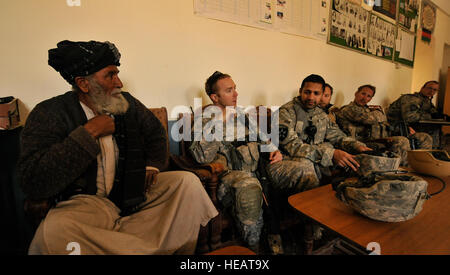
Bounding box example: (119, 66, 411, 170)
(319, 83, 339, 124)
(336, 85, 432, 166)
(268, 75, 372, 195)
(189, 71, 283, 253)
(387, 81, 443, 148)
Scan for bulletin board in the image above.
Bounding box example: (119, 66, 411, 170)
(398, 0, 420, 33)
(328, 0, 370, 53)
(394, 26, 416, 67)
(194, 0, 420, 67)
(328, 0, 419, 67)
(373, 0, 398, 21)
(367, 13, 396, 60)
(396, 0, 419, 67)
(193, 0, 330, 41)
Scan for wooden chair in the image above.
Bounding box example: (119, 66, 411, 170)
(149, 107, 228, 253)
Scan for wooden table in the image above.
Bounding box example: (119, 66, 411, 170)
(205, 246, 256, 255)
(418, 119, 450, 126)
(288, 173, 450, 255)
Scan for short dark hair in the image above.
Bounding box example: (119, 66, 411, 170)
(300, 74, 326, 93)
(324, 83, 334, 96)
(205, 71, 231, 96)
(357, 84, 376, 96)
(421, 81, 439, 90)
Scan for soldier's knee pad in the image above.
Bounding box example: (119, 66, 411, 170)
(414, 132, 433, 149)
(234, 183, 263, 225)
(390, 136, 410, 149)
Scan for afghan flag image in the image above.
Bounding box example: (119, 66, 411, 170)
(422, 28, 432, 43)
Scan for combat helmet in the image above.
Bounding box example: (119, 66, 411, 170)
(408, 150, 450, 178)
(353, 150, 401, 177)
(335, 173, 429, 222)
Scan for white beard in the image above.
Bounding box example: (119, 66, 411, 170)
(88, 79, 129, 115)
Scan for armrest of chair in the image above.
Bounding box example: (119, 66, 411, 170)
(24, 198, 52, 227)
(170, 154, 225, 207)
(170, 154, 224, 182)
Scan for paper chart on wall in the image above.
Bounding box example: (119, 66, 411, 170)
(397, 28, 415, 62)
(367, 14, 396, 60)
(328, 0, 370, 52)
(193, 0, 328, 40)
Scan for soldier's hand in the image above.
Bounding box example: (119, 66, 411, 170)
(84, 115, 115, 139)
(357, 146, 373, 153)
(269, 150, 283, 164)
(333, 149, 360, 172)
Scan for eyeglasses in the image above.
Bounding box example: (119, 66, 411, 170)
(425, 87, 439, 92)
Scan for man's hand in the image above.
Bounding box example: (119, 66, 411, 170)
(356, 146, 373, 153)
(144, 167, 159, 193)
(269, 150, 283, 164)
(333, 149, 360, 172)
(84, 115, 115, 139)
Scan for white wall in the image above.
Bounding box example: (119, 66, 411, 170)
(0, 0, 448, 120)
(411, 4, 450, 100)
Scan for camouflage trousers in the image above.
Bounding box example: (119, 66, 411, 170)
(398, 124, 440, 149)
(443, 134, 450, 154)
(268, 159, 320, 193)
(367, 133, 432, 167)
(217, 171, 264, 248)
(415, 125, 441, 149)
(412, 132, 433, 149)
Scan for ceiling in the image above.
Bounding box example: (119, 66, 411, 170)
(429, 0, 450, 16)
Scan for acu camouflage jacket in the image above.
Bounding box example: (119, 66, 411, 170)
(277, 97, 365, 168)
(387, 92, 438, 125)
(336, 101, 390, 140)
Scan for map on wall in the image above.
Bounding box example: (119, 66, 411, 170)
(193, 0, 329, 40)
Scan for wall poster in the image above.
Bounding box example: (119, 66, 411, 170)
(398, 0, 419, 33)
(373, 0, 398, 21)
(367, 13, 396, 60)
(194, 0, 329, 40)
(328, 0, 370, 52)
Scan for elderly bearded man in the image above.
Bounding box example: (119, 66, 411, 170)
(18, 40, 217, 255)
(318, 83, 339, 123)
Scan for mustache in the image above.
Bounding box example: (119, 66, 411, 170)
(111, 89, 122, 96)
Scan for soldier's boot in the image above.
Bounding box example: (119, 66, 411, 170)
(267, 234, 284, 255)
(312, 225, 323, 240)
(234, 184, 264, 253)
(413, 132, 433, 150)
(239, 213, 264, 254)
(302, 223, 323, 254)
